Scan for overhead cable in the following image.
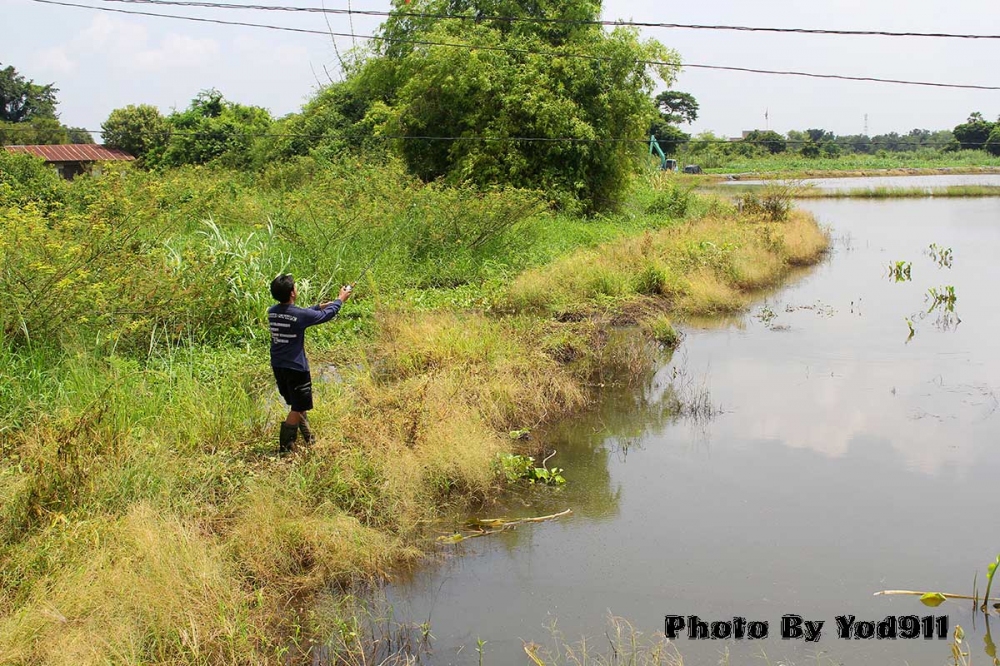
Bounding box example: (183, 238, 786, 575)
(29, 0, 1000, 91)
(97, 0, 1000, 41)
(2, 125, 992, 148)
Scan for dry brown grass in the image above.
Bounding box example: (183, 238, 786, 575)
(0, 505, 261, 666)
(505, 209, 828, 318)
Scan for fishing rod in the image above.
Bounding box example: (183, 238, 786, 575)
(340, 204, 416, 297)
(342, 240, 388, 295)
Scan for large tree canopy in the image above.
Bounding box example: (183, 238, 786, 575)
(349, 0, 679, 211)
(0, 64, 58, 124)
(654, 90, 698, 125)
(0, 63, 95, 146)
(102, 104, 171, 161)
(953, 112, 996, 150)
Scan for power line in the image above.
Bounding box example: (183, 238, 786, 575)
(1, 124, 990, 147)
(97, 0, 1000, 41)
(29, 0, 1000, 92)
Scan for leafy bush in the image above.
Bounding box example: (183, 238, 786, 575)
(736, 184, 795, 221)
(644, 182, 691, 218)
(0, 150, 66, 207)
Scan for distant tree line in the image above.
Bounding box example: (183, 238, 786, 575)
(668, 113, 1000, 160)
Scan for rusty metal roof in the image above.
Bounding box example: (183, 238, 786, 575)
(4, 144, 135, 162)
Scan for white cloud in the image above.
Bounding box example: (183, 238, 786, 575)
(130, 33, 221, 71)
(32, 15, 219, 76)
(34, 47, 77, 76)
(78, 14, 149, 53)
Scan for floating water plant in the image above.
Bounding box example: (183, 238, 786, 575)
(928, 243, 954, 269)
(874, 552, 1000, 613)
(888, 261, 913, 282)
(927, 285, 958, 312)
(497, 452, 566, 486)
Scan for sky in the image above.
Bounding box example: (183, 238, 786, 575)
(5, 0, 1000, 140)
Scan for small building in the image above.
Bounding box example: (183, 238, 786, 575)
(3, 144, 135, 180)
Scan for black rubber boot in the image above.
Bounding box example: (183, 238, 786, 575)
(298, 416, 314, 445)
(279, 423, 298, 455)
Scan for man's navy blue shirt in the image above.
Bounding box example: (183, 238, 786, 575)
(268, 300, 342, 372)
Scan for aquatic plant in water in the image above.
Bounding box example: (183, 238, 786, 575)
(497, 453, 566, 486)
(888, 261, 912, 282)
(928, 243, 954, 269)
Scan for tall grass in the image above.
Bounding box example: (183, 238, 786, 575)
(505, 209, 827, 317)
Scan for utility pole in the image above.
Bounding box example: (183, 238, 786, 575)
(864, 113, 869, 136)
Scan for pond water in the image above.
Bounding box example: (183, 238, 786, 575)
(383, 197, 1000, 665)
(725, 173, 1000, 191)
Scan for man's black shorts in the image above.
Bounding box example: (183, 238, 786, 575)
(272, 367, 313, 412)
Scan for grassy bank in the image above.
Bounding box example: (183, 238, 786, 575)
(0, 156, 827, 664)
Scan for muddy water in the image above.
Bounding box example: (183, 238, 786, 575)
(384, 197, 1000, 665)
(726, 172, 1000, 191)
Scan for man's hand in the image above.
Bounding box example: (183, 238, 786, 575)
(338, 284, 354, 301)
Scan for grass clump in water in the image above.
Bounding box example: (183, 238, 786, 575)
(645, 315, 681, 348)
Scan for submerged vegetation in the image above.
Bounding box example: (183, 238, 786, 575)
(0, 147, 828, 663)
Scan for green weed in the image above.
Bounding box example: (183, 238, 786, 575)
(888, 261, 912, 282)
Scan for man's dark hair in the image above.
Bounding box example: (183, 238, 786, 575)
(270, 274, 295, 303)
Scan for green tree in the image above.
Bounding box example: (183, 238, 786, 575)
(835, 134, 872, 154)
(0, 64, 97, 146)
(800, 140, 820, 158)
(930, 129, 960, 152)
(786, 129, 806, 145)
(102, 104, 170, 160)
(647, 89, 696, 156)
(252, 80, 376, 164)
(0, 117, 71, 145)
(985, 126, 1000, 156)
(353, 0, 680, 212)
(0, 63, 58, 123)
(805, 128, 834, 143)
(653, 90, 698, 124)
(161, 90, 272, 168)
(66, 127, 94, 144)
(743, 129, 785, 154)
(953, 112, 995, 150)
(647, 119, 689, 155)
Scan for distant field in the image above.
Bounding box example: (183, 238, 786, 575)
(671, 150, 1000, 177)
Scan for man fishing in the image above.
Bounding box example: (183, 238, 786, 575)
(268, 274, 353, 454)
